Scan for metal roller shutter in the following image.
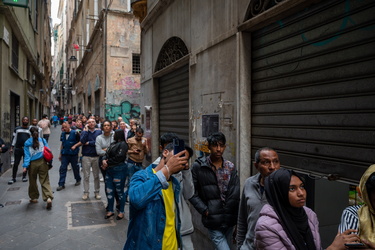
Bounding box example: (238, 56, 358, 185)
(251, 0, 375, 182)
(159, 66, 190, 143)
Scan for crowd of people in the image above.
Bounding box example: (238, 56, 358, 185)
(1, 114, 374, 249)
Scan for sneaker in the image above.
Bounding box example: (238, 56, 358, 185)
(29, 199, 38, 203)
(82, 194, 89, 200)
(46, 198, 52, 209)
(8, 179, 16, 185)
(94, 193, 101, 200)
(22, 177, 28, 182)
(75, 181, 81, 186)
(56, 186, 65, 191)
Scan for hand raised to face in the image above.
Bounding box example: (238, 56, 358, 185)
(164, 150, 189, 175)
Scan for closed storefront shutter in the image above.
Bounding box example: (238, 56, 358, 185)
(159, 66, 190, 143)
(251, 0, 375, 182)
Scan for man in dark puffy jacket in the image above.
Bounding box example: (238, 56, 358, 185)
(189, 132, 240, 250)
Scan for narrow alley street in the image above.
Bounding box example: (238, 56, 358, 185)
(0, 124, 128, 249)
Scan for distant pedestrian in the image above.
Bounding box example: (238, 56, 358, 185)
(101, 129, 128, 220)
(8, 116, 31, 184)
(38, 114, 51, 142)
(56, 122, 82, 191)
(79, 118, 102, 200)
(111, 120, 119, 130)
(22, 127, 53, 209)
(119, 121, 129, 141)
(30, 118, 43, 138)
(124, 127, 148, 202)
(52, 114, 59, 128)
(126, 119, 137, 140)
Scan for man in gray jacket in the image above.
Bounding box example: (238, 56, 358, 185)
(152, 132, 195, 249)
(236, 147, 280, 250)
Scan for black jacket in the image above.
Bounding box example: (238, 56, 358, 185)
(189, 156, 240, 230)
(0, 138, 9, 153)
(103, 141, 128, 166)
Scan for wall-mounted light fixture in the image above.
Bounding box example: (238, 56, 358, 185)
(69, 56, 78, 62)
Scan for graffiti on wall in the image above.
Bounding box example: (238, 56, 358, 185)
(114, 76, 140, 90)
(2, 112, 11, 140)
(105, 101, 140, 123)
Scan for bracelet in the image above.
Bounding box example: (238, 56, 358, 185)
(164, 165, 170, 179)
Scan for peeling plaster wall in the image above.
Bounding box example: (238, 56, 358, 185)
(105, 12, 141, 123)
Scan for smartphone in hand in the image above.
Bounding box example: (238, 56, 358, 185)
(344, 243, 367, 249)
(173, 139, 185, 156)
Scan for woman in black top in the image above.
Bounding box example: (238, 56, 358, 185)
(102, 129, 128, 220)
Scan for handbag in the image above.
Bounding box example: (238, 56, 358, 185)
(42, 139, 54, 163)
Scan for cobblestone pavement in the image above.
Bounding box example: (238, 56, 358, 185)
(0, 125, 128, 249)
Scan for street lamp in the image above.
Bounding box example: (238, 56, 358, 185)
(69, 56, 78, 62)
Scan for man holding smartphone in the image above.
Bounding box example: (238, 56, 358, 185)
(124, 142, 192, 249)
(152, 133, 195, 249)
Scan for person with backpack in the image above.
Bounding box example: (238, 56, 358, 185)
(22, 127, 54, 209)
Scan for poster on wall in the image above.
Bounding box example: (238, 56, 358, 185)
(202, 114, 219, 137)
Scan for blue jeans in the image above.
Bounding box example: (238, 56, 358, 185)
(59, 154, 81, 186)
(208, 226, 233, 250)
(105, 163, 127, 213)
(123, 160, 142, 201)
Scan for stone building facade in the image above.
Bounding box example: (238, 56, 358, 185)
(0, 1, 52, 174)
(63, 0, 141, 122)
(135, 0, 375, 248)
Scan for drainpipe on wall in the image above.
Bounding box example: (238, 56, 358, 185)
(103, 0, 108, 118)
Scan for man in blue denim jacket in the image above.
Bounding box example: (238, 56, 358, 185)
(124, 143, 190, 250)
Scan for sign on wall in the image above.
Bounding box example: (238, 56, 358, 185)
(3, 0, 29, 8)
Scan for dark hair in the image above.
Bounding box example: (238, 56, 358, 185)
(164, 142, 174, 151)
(207, 132, 226, 146)
(101, 120, 112, 130)
(136, 127, 144, 134)
(42, 114, 48, 119)
(164, 142, 194, 159)
(255, 147, 278, 163)
(114, 129, 125, 142)
(160, 132, 179, 149)
(366, 173, 375, 193)
(29, 127, 40, 149)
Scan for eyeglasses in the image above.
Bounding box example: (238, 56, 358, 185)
(259, 159, 280, 166)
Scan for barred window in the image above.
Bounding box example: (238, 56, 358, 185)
(132, 54, 140, 74)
